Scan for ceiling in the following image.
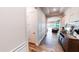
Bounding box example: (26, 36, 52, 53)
(40, 7, 68, 18)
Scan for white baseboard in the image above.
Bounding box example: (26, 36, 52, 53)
(10, 42, 27, 52)
(36, 32, 47, 46)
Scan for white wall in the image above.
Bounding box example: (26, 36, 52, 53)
(27, 7, 38, 43)
(64, 7, 79, 24)
(27, 7, 47, 45)
(37, 8, 47, 45)
(0, 7, 27, 52)
(27, 7, 37, 36)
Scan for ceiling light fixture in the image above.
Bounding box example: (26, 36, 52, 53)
(53, 8, 57, 11)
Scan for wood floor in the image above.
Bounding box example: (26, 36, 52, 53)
(39, 28, 64, 52)
(29, 28, 64, 52)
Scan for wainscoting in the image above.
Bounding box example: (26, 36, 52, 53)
(10, 42, 27, 52)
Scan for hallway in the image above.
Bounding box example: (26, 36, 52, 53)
(27, 7, 79, 52)
(0, 7, 79, 52)
(39, 28, 64, 52)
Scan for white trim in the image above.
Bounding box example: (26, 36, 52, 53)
(36, 32, 47, 46)
(10, 42, 26, 52)
(39, 32, 47, 44)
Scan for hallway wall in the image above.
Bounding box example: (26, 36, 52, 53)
(0, 7, 27, 52)
(27, 7, 38, 44)
(27, 7, 47, 45)
(36, 8, 47, 45)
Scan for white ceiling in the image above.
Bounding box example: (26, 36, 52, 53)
(40, 7, 68, 17)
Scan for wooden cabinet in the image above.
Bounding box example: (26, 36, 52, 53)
(68, 38, 79, 52)
(59, 33, 79, 52)
(59, 33, 68, 51)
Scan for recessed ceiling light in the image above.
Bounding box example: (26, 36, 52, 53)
(53, 8, 57, 11)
